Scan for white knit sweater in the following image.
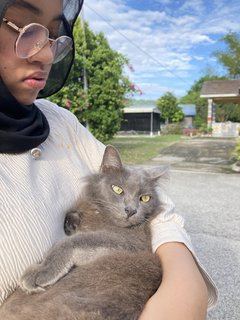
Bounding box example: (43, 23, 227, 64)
(0, 99, 217, 308)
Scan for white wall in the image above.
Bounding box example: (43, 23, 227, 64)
(212, 122, 240, 137)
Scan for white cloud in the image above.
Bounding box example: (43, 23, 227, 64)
(178, 0, 205, 15)
(193, 55, 204, 61)
(83, 0, 240, 99)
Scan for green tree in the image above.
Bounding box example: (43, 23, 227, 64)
(156, 92, 184, 123)
(214, 32, 240, 79)
(49, 19, 134, 142)
(216, 103, 240, 122)
(48, 19, 89, 123)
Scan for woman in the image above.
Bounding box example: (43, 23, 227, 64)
(0, 0, 217, 318)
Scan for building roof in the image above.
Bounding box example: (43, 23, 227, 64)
(200, 80, 240, 102)
(178, 104, 196, 116)
(123, 105, 160, 114)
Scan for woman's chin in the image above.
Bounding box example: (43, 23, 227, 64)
(15, 93, 39, 106)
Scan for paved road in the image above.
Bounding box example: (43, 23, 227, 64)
(166, 171, 240, 320)
(148, 137, 240, 319)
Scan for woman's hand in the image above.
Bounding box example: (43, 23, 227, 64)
(139, 242, 208, 320)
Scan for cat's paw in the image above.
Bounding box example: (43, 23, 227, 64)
(20, 265, 46, 294)
(64, 211, 81, 235)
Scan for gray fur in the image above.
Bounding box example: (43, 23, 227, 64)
(0, 145, 165, 320)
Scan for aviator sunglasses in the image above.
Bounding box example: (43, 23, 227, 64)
(2, 18, 73, 64)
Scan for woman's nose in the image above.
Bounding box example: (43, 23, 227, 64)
(27, 41, 55, 65)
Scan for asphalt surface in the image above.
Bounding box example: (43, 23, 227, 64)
(150, 137, 237, 174)
(148, 137, 240, 320)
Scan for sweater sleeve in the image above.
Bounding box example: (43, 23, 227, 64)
(150, 187, 218, 310)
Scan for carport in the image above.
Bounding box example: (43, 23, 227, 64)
(200, 79, 240, 127)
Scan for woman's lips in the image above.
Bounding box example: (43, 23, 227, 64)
(23, 72, 48, 89)
(24, 78, 47, 89)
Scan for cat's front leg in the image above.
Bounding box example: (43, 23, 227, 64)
(20, 263, 47, 294)
(20, 241, 75, 294)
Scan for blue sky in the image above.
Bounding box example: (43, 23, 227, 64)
(84, 0, 240, 100)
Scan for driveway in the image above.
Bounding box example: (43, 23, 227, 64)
(150, 137, 237, 173)
(146, 137, 240, 319)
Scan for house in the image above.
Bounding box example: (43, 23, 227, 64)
(200, 79, 240, 137)
(200, 79, 240, 126)
(120, 105, 161, 135)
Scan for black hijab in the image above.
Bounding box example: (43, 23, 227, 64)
(0, 79, 50, 153)
(0, 0, 83, 154)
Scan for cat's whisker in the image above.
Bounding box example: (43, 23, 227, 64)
(143, 218, 152, 225)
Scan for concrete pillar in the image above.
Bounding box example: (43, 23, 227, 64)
(207, 98, 213, 127)
(150, 112, 153, 136)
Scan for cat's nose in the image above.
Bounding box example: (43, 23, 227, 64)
(125, 207, 137, 218)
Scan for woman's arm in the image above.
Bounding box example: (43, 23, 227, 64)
(139, 242, 208, 320)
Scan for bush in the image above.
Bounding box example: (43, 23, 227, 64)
(198, 124, 212, 135)
(161, 123, 182, 135)
(183, 128, 197, 136)
(232, 137, 240, 161)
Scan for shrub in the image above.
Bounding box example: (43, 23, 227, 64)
(232, 137, 240, 161)
(161, 123, 182, 135)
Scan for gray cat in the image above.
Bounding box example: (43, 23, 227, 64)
(0, 145, 165, 320)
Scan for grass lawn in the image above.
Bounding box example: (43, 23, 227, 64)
(108, 134, 184, 164)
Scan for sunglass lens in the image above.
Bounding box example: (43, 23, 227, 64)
(52, 36, 73, 64)
(16, 24, 49, 59)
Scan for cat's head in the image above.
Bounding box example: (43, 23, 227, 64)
(84, 145, 167, 228)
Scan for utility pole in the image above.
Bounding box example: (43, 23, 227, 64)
(80, 4, 89, 129)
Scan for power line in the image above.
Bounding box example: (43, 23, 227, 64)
(84, 3, 192, 87)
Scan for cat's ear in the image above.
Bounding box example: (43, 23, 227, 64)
(148, 165, 169, 182)
(100, 145, 123, 173)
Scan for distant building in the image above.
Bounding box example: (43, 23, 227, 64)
(120, 105, 161, 135)
(200, 79, 240, 137)
(178, 104, 196, 127)
(200, 79, 240, 127)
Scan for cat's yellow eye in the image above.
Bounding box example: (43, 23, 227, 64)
(112, 185, 124, 195)
(140, 195, 151, 203)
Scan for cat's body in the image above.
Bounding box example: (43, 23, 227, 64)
(0, 146, 164, 320)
